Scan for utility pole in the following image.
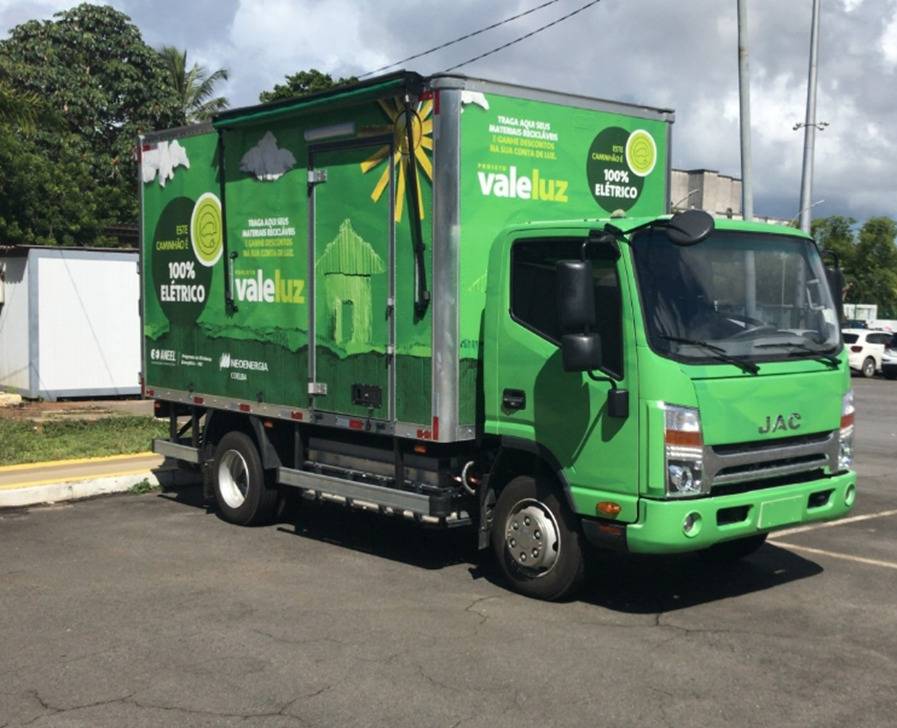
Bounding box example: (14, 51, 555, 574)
(737, 0, 756, 316)
(737, 0, 753, 222)
(798, 0, 822, 234)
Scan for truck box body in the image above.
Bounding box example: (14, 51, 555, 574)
(141, 72, 673, 441)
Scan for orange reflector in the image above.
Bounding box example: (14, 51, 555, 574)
(596, 501, 622, 516)
(665, 430, 703, 447)
(238, 403, 251, 412)
(348, 419, 364, 430)
(414, 444, 427, 454)
(263, 419, 273, 429)
(193, 396, 204, 405)
(840, 412, 854, 429)
(290, 410, 304, 421)
(146, 389, 155, 397)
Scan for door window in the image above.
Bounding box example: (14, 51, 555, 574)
(510, 238, 623, 377)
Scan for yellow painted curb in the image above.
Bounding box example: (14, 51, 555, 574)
(0, 467, 159, 491)
(0, 451, 156, 474)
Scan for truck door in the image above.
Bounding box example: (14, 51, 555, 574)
(308, 142, 393, 419)
(497, 237, 640, 513)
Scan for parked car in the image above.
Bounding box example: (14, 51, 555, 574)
(842, 319, 869, 329)
(881, 333, 897, 380)
(843, 328, 893, 377)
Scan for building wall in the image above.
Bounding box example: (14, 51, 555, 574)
(0, 255, 31, 392)
(671, 169, 742, 217)
(35, 249, 140, 398)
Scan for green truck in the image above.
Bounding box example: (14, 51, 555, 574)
(143, 72, 856, 600)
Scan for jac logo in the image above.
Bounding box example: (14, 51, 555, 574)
(219, 352, 231, 370)
(758, 412, 801, 434)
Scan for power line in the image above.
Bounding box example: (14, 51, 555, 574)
(444, 0, 602, 72)
(358, 0, 563, 79)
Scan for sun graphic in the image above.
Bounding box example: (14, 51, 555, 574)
(360, 97, 433, 222)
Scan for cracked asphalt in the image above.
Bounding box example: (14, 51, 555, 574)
(1, 377, 895, 727)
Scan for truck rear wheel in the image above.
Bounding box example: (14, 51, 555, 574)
(491, 475, 586, 601)
(212, 431, 278, 526)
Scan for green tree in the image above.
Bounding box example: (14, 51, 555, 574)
(259, 68, 357, 103)
(158, 46, 229, 124)
(0, 3, 181, 245)
(852, 217, 897, 317)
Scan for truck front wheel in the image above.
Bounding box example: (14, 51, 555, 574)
(491, 475, 586, 601)
(212, 431, 278, 526)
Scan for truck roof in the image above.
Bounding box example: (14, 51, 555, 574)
(505, 216, 811, 239)
(206, 70, 674, 131)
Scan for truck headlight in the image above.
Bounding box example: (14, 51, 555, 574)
(664, 404, 708, 497)
(838, 389, 855, 472)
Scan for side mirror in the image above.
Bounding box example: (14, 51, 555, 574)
(557, 259, 595, 332)
(666, 209, 714, 246)
(825, 266, 844, 320)
(561, 333, 602, 372)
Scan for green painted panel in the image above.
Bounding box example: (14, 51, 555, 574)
(457, 92, 670, 425)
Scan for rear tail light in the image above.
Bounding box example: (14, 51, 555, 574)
(850, 345, 863, 353)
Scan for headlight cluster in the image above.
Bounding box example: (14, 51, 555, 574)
(838, 390, 854, 472)
(664, 404, 709, 498)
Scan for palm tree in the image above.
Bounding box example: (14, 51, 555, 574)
(158, 47, 229, 124)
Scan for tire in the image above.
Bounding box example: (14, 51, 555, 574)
(212, 431, 278, 526)
(861, 357, 876, 378)
(704, 533, 767, 562)
(490, 475, 586, 601)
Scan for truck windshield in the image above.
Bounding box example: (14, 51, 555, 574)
(631, 229, 840, 366)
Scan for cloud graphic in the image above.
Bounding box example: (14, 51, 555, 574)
(240, 131, 296, 181)
(142, 140, 190, 187)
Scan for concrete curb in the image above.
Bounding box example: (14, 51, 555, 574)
(0, 468, 199, 508)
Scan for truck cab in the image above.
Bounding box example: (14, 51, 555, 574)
(478, 212, 855, 597)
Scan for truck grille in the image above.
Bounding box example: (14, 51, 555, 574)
(704, 430, 839, 492)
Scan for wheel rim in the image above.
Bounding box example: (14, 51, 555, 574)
(864, 359, 875, 376)
(218, 449, 250, 509)
(504, 498, 561, 577)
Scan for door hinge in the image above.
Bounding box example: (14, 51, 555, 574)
(307, 169, 328, 185)
(308, 382, 328, 396)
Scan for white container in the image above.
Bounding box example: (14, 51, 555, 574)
(0, 246, 140, 399)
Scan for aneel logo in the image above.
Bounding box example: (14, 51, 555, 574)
(150, 348, 176, 364)
(477, 165, 568, 203)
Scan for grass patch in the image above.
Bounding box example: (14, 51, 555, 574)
(0, 417, 167, 466)
(129, 478, 159, 495)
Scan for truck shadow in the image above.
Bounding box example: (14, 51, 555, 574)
(160, 484, 824, 609)
(574, 546, 824, 613)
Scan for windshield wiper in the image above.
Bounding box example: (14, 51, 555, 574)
(659, 335, 760, 374)
(754, 341, 839, 368)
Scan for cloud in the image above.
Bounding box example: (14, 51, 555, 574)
(239, 131, 295, 181)
(2, 0, 895, 221)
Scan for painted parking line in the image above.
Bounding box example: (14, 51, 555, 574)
(768, 540, 897, 571)
(773, 508, 897, 538)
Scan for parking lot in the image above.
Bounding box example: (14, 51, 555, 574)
(0, 377, 895, 728)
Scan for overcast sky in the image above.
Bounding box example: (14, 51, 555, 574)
(2, 0, 894, 222)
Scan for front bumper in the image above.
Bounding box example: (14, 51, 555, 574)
(621, 471, 856, 554)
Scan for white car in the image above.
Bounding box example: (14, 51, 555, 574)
(881, 335, 897, 380)
(843, 328, 893, 378)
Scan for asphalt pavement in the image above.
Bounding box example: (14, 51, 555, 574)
(0, 378, 895, 727)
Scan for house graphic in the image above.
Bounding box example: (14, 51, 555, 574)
(316, 219, 385, 348)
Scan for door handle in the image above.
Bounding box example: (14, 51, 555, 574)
(502, 388, 526, 411)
